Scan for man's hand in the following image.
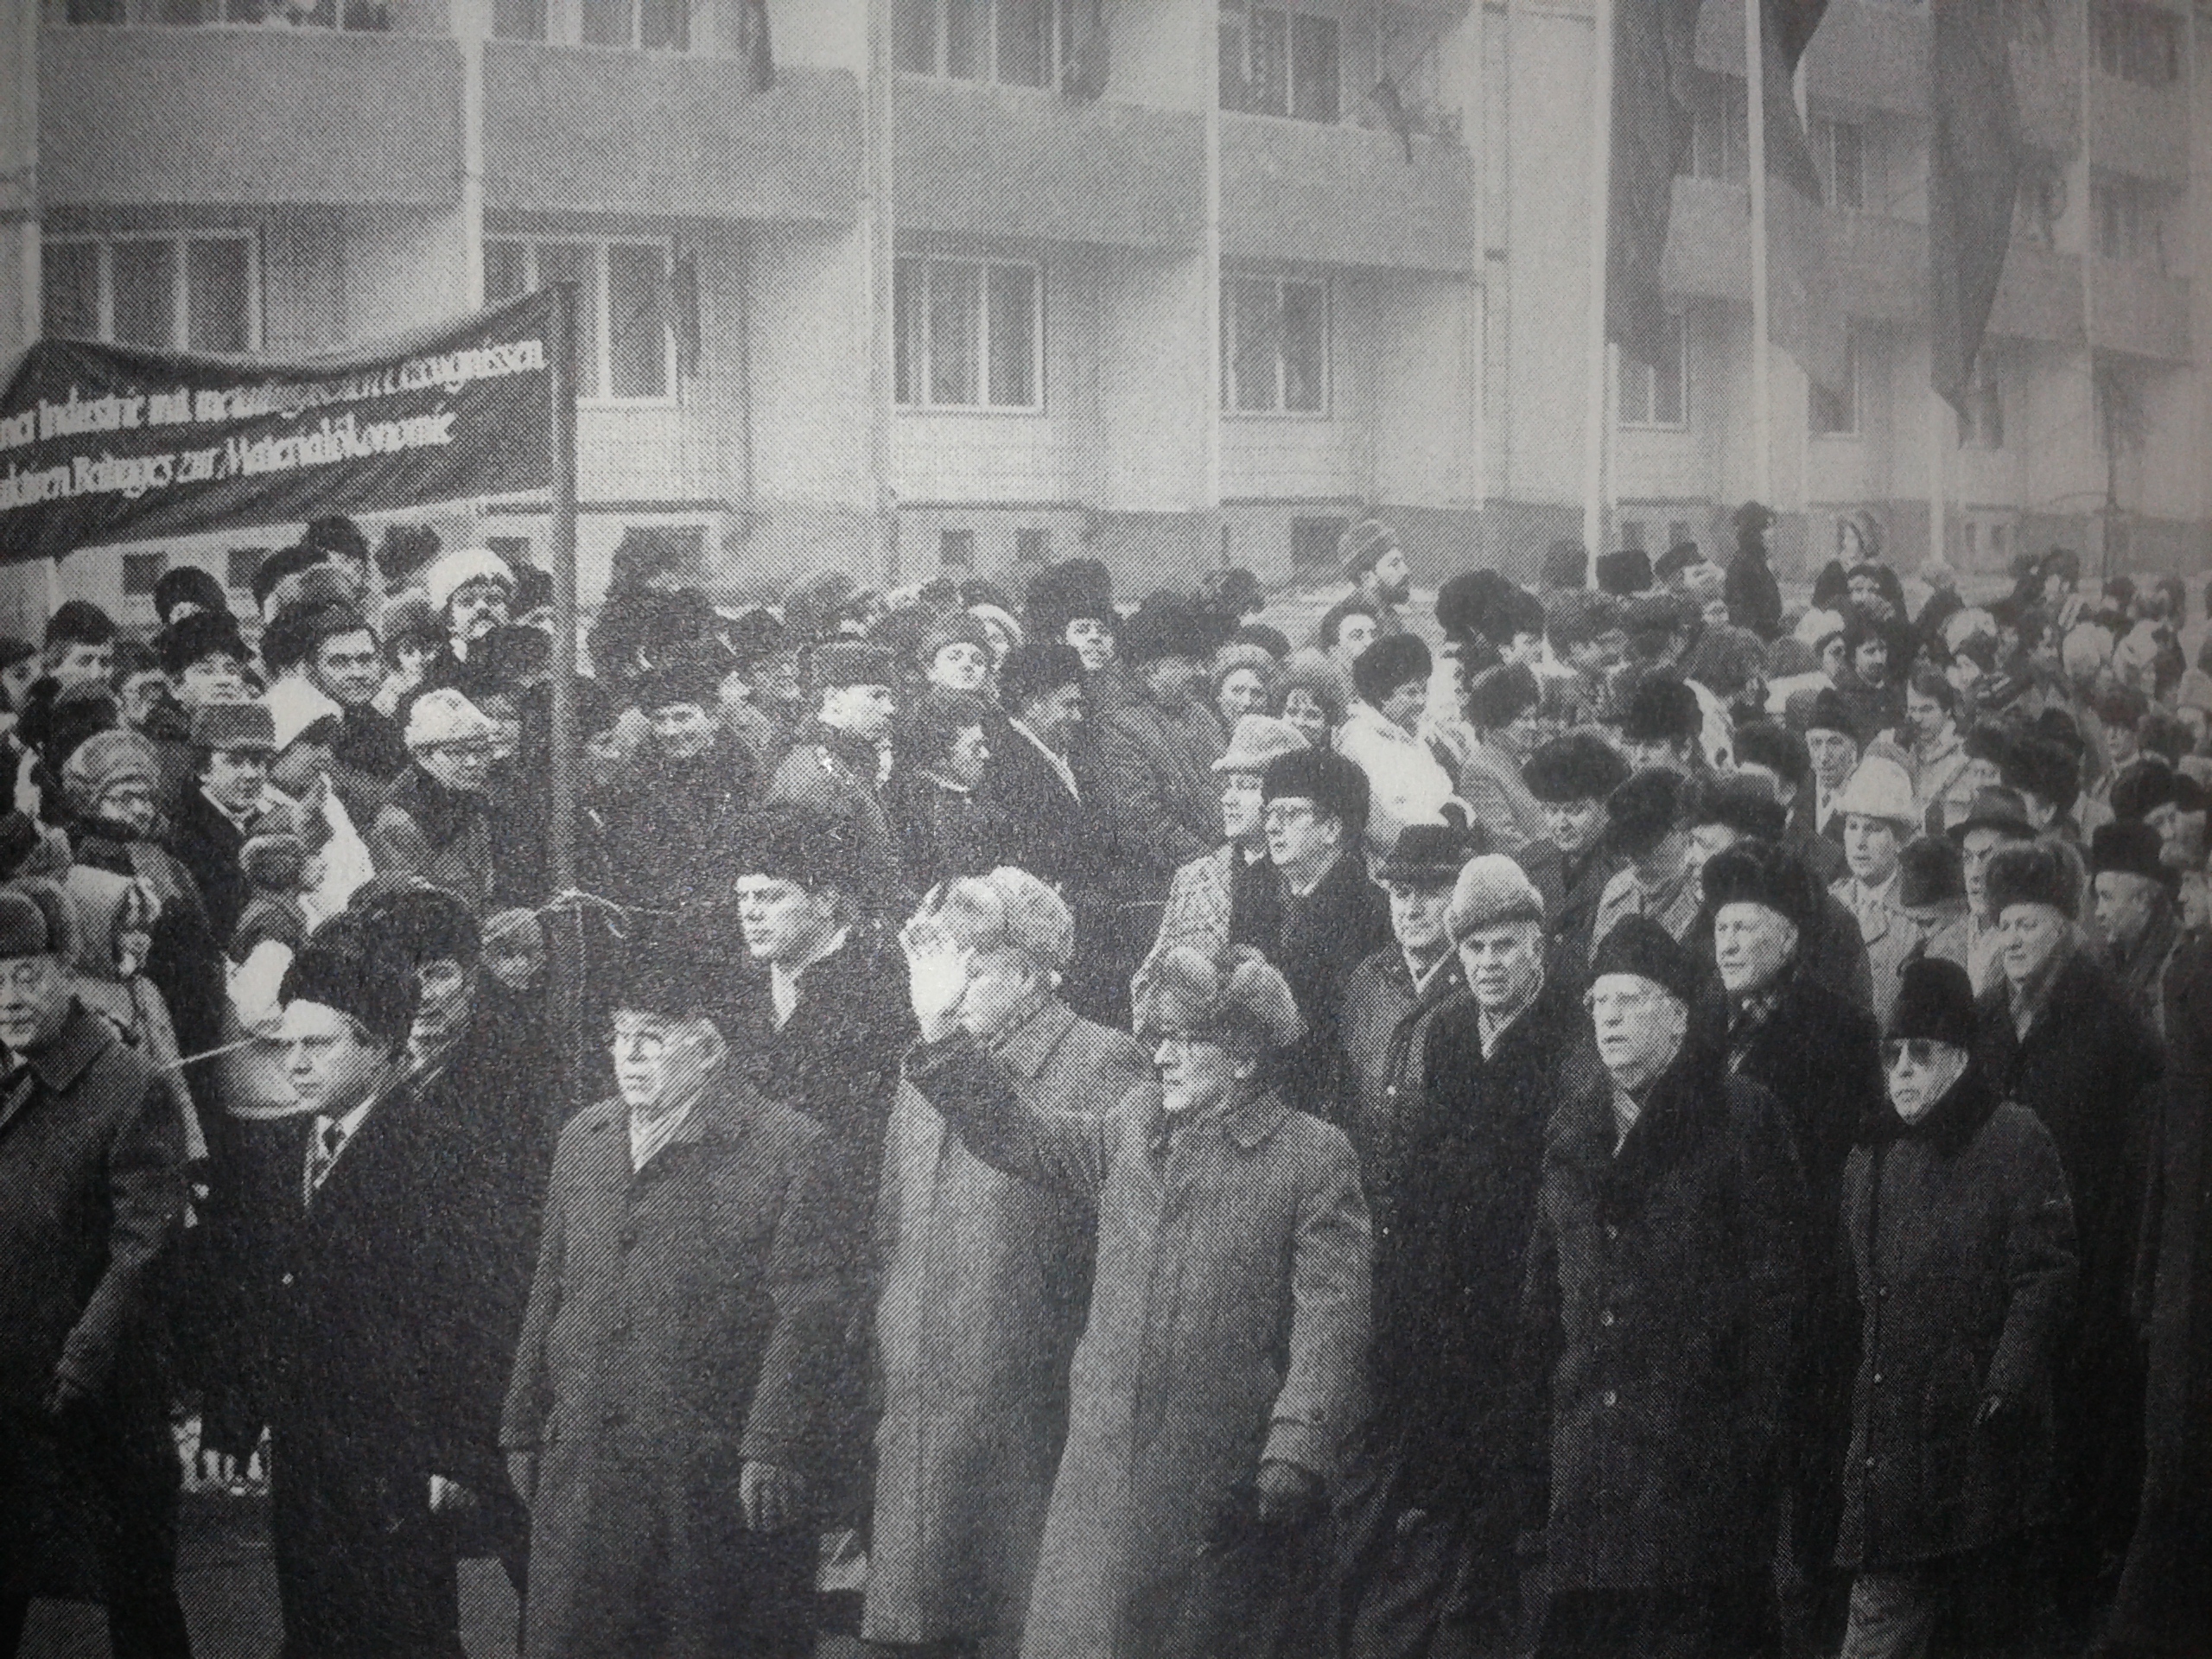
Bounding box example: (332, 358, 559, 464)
(429, 1475, 475, 1514)
(899, 919, 973, 1043)
(740, 1460, 806, 1533)
(505, 1452, 537, 1507)
(1252, 1459, 1323, 1528)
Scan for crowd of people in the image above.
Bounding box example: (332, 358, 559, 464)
(5, 503, 2212, 1659)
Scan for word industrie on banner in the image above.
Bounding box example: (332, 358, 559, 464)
(0, 289, 561, 563)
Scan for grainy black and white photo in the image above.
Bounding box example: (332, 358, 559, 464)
(2, 0, 2210, 1655)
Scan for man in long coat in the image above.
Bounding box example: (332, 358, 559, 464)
(766, 641, 909, 918)
(0, 880, 189, 1657)
(1516, 733, 1629, 982)
(866, 871, 1149, 1658)
(1526, 917, 1806, 1658)
(904, 937, 1370, 1659)
(502, 939, 855, 1659)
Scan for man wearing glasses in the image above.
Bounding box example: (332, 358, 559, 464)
(371, 690, 502, 913)
(502, 933, 855, 1659)
(1524, 915, 1804, 1659)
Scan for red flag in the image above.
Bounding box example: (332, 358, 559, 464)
(1929, 0, 2022, 416)
(1758, 0, 1848, 396)
(1608, 0, 1705, 371)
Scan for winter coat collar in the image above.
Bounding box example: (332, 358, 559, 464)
(1551, 1034, 1728, 1197)
(388, 763, 483, 849)
(1151, 1078, 1293, 1155)
(987, 994, 1080, 1080)
(1856, 1061, 2001, 1157)
(0, 1003, 114, 1134)
(799, 720, 881, 783)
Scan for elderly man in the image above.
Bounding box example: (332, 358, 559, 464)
(1588, 769, 1703, 960)
(767, 641, 908, 918)
(1146, 713, 1305, 973)
(1517, 733, 1630, 976)
(1797, 690, 1865, 847)
(1704, 839, 1886, 1647)
(903, 934, 1370, 1659)
(0, 881, 189, 1659)
(1338, 854, 1596, 1659)
(1526, 916, 1805, 1659)
(867, 871, 1149, 1659)
(372, 690, 502, 912)
(503, 932, 855, 1659)
(1974, 843, 2164, 1644)
(1255, 745, 1391, 1113)
(1831, 755, 1922, 1023)
(170, 701, 278, 944)
(1948, 787, 2039, 995)
(1335, 823, 1484, 1213)
(2091, 820, 2183, 1036)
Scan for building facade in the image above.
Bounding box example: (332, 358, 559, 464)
(0, 0, 2204, 630)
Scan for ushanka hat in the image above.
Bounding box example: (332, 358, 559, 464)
(1122, 592, 1229, 667)
(279, 912, 420, 1052)
(1262, 746, 1370, 836)
(0, 878, 75, 960)
(1444, 852, 1545, 939)
(1595, 549, 1653, 597)
(1131, 943, 1304, 1055)
(1523, 732, 1630, 804)
(1590, 912, 1703, 1006)
(1898, 835, 1966, 909)
(1618, 674, 1700, 745)
(1985, 842, 2079, 921)
(1701, 839, 1821, 932)
(353, 876, 481, 967)
(741, 799, 862, 895)
(632, 651, 726, 714)
(191, 702, 276, 753)
(1604, 767, 1688, 858)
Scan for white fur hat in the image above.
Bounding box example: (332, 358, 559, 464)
(264, 676, 344, 754)
(403, 689, 495, 752)
(423, 546, 514, 613)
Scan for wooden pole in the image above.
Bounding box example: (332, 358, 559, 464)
(1582, 0, 1613, 568)
(548, 279, 579, 896)
(1745, 0, 1772, 504)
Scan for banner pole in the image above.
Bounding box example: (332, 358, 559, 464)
(549, 280, 579, 894)
(1745, 0, 1772, 505)
(1582, 0, 1613, 570)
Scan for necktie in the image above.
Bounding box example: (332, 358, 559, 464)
(307, 1116, 347, 1196)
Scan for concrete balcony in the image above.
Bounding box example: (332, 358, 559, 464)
(1801, 0, 1928, 114)
(1986, 243, 2085, 345)
(895, 79, 1204, 251)
(2091, 75, 2188, 182)
(485, 46, 861, 223)
(1222, 114, 1476, 274)
(41, 23, 463, 206)
(2090, 258, 2190, 362)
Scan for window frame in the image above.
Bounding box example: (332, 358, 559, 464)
(1617, 315, 1688, 430)
(1219, 3, 1342, 124)
(41, 230, 262, 354)
(1815, 118, 1866, 211)
(1221, 269, 1332, 418)
(893, 253, 1048, 414)
(895, 0, 1071, 90)
(2092, 0, 2181, 86)
(482, 233, 680, 407)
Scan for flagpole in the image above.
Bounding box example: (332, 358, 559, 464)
(1744, 0, 1772, 504)
(1583, 0, 1614, 569)
(1928, 385, 1948, 567)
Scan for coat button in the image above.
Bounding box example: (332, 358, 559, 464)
(1602, 1389, 1618, 1408)
(1872, 1372, 1883, 1384)
(281, 1273, 295, 1287)
(1600, 1311, 1615, 1327)
(1605, 1224, 1618, 1241)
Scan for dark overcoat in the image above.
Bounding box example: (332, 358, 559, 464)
(370, 766, 496, 913)
(1268, 850, 1391, 1115)
(909, 1034, 1371, 1659)
(1513, 839, 1622, 986)
(865, 997, 1150, 1653)
(1089, 688, 1224, 940)
(500, 1073, 857, 1659)
(766, 721, 911, 918)
(1523, 1041, 1806, 1597)
(588, 734, 760, 918)
(1835, 1069, 2076, 1570)
(0, 1004, 185, 1605)
(1332, 943, 1467, 1231)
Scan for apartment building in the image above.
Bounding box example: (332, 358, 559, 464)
(0, 0, 2204, 631)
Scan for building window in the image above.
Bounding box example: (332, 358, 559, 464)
(122, 553, 168, 598)
(1014, 525, 1052, 564)
(1810, 334, 1859, 437)
(1957, 354, 2004, 450)
(2093, 0, 2180, 84)
(1219, 6, 1339, 122)
(65, 0, 393, 27)
(896, 0, 1072, 87)
(1815, 119, 1865, 210)
(41, 233, 258, 353)
(2093, 175, 2170, 270)
(485, 237, 677, 402)
(1290, 516, 1349, 575)
(578, 0, 687, 47)
(894, 256, 1044, 410)
(226, 549, 268, 593)
(1618, 315, 1687, 429)
(1687, 98, 1750, 182)
(1618, 518, 1648, 552)
(1223, 274, 1328, 415)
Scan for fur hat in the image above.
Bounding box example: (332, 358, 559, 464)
(1435, 569, 1518, 646)
(1336, 518, 1401, 581)
(279, 912, 420, 1052)
(633, 652, 725, 715)
(2110, 760, 2179, 824)
(1590, 912, 1702, 1006)
(1898, 835, 1966, 909)
(60, 728, 160, 822)
(1216, 714, 1308, 776)
(1380, 823, 1489, 887)
(1122, 592, 1228, 668)
(2005, 736, 2082, 815)
(1797, 687, 1861, 741)
(1262, 746, 1371, 837)
(917, 610, 995, 669)
(1985, 842, 2078, 920)
(152, 565, 230, 627)
(999, 640, 1085, 709)
(1023, 559, 1116, 641)
(1595, 549, 1653, 597)
(1605, 768, 1688, 857)
(156, 610, 248, 678)
(1524, 732, 1630, 804)
(1351, 633, 1432, 705)
(741, 800, 862, 895)
(190, 702, 276, 753)
(1444, 852, 1544, 939)
(240, 832, 310, 894)
(1618, 674, 1700, 746)
(353, 877, 481, 967)
(403, 690, 494, 752)
(265, 677, 345, 754)
(1466, 663, 1539, 730)
(0, 878, 74, 961)
(1684, 773, 1787, 842)
(1888, 957, 1978, 1048)
(1210, 641, 1279, 698)
(919, 868, 1076, 973)
(1701, 839, 1821, 932)
(423, 546, 515, 614)
(2089, 821, 2174, 888)
(616, 928, 728, 1025)
(1131, 943, 1304, 1056)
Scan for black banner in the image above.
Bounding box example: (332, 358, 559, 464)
(0, 289, 558, 564)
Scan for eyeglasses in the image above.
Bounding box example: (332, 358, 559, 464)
(427, 741, 495, 762)
(1585, 986, 1656, 1016)
(1882, 1039, 1951, 1071)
